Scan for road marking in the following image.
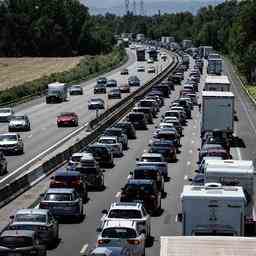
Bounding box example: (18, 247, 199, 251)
(80, 244, 88, 255)
(28, 134, 32, 138)
(115, 192, 121, 198)
(191, 140, 194, 144)
(193, 126, 196, 129)
(189, 150, 193, 154)
(192, 132, 196, 136)
(184, 175, 188, 180)
(187, 161, 191, 166)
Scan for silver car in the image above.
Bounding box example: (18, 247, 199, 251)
(0, 230, 46, 256)
(8, 115, 31, 132)
(7, 209, 59, 246)
(39, 188, 84, 219)
(0, 108, 14, 122)
(0, 133, 24, 154)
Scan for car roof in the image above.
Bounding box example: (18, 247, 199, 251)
(103, 220, 136, 229)
(110, 202, 143, 210)
(1, 230, 35, 237)
(15, 208, 48, 215)
(99, 136, 117, 140)
(46, 188, 75, 193)
(55, 170, 80, 176)
(127, 179, 154, 185)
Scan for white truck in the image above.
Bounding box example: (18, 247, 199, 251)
(179, 183, 246, 236)
(204, 159, 254, 218)
(46, 82, 68, 104)
(204, 75, 231, 91)
(199, 46, 213, 59)
(160, 236, 256, 256)
(207, 58, 222, 75)
(201, 91, 234, 136)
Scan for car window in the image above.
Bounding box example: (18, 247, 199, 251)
(108, 209, 142, 219)
(0, 135, 17, 141)
(102, 228, 137, 239)
(45, 193, 72, 201)
(15, 213, 46, 223)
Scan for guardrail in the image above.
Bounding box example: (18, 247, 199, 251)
(0, 52, 180, 208)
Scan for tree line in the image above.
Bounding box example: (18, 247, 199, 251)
(0, 0, 115, 57)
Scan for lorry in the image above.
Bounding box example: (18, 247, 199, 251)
(136, 48, 146, 61)
(199, 46, 213, 59)
(203, 159, 255, 218)
(207, 58, 222, 75)
(160, 236, 256, 256)
(204, 75, 231, 91)
(201, 91, 234, 137)
(179, 183, 246, 236)
(46, 82, 68, 104)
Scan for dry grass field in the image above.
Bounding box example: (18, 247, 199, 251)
(0, 57, 82, 90)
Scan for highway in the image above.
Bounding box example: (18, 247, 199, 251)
(0, 49, 171, 180)
(0, 52, 255, 256)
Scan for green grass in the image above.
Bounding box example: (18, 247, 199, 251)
(246, 85, 256, 100)
(0, 47, 127, 106)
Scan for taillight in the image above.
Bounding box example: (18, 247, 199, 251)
(38, 226, 48, 231)
(97, 239, 111, 245)
(127, 239, 141, 245)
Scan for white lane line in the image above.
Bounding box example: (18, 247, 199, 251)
(80, 244, 88, 255)
(189, 150, 193, 154)
(187, 161, 191, 166)
(28, 134, 32, 138)
(193, 126, 196, 129)
(191, 140, 195, 144)
(184, 175, 188, 181)
(192, 132, 196, 136)
(115, 192, 121, 198)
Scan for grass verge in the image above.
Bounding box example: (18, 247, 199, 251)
(0, 47, 127, 106)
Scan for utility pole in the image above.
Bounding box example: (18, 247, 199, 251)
(125, 0, 130, 15)
(132, 0, 137, 15)
(139, 0, 145, 16)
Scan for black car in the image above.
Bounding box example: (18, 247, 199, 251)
(113, 122, 136, 139)
(126, 112, 147, 130)
(161, 80, 175, 91)
(120, 179, 161, 215)
(133, 107, 153, 124)
(106, 79, 117, 88)
(97, 77, 107, 85)
(94, 83, 106, 94)
(85, 144, 114, 167)
(128, 76, 140, 86)
(152, 84, 170, 98)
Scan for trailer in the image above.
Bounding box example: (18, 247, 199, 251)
(199, 46, 213, 59)
(136, 48, 146, 61)
(207, 58, 222, 75)
(160, 236, 256, 256)
(201, 91, 234, 136)
(204, 75, 231, 91)
(46, 82, 68, 104)
(179, 183, 246, 236)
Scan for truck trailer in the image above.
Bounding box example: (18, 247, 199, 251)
(207, 58, 222, 75)
(136, 48, 146, 61)
(199, 46, 213, 59)
(201, 91, 234, 136)
(179, 183, 246, 236)
(46, 82, 68, 104)
(204, 75, 231, 91)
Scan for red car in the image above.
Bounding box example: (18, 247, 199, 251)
(57, 112, 78, 127)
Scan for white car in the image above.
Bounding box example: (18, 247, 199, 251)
(88, 98, 105, 110)
(0, 133, 24, 154)
(68, 152, 94, 166)
(80, 153, 99, 168)
(0, 108, 14, 122)
(101, 202, 151, 239)
(97, 220, 146, 256)
(98, 136, 123, 157)
(147, 58, 154, 64)
(147, 66, 156, 73)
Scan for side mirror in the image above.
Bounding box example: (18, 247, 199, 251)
(40, 193, 45, 198)
(102, 209, 108, 214)
(121, 187, 125, 191)
(197, 148, 200, 151)
(50, 176, 54, 180)
(197, 161, 200, 164)
(177, 213, 183, 222)
(141, 229, 146, 234)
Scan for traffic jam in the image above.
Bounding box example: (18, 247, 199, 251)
(0, 44, 255, 256)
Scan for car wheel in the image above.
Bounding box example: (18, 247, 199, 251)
(19, 148, 24, 155)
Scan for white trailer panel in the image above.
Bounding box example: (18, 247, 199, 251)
(204, 75, 230, 91)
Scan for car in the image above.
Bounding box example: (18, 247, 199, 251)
(125, 112, 147, 130)
(147, 58, 154, 64)
(85, 144, 114, 167)
(68, 152, 94, 166)
(7, 208, 59, 246)
(98, 136, 123, 157)
(101, 202, 151, 239)
(153, 129, 180, 148)
(152, 84, 170, 98)
(128, 76, 140, 86)
(185, 93, 198, 105)
(97, 77, 107, 85)
(113, 122, 136, 140)
(49, 170, 88, 202)
(57, 112, 78, 127)
(136, 153, 168, 180)
(129, 166, 164, 196)
(97, 220, 145, 256)
(198, 148, 231, 163)
(120, 179, 161, 215)
(119, 84, 130, 93)
(75, 165, 104, 189)
(163, 110, 184, 125)
(0, 133, 24, 155)
(147, 66, 155, 73)
(146, 94, 164, 107)
(138, 99, 159, 116)
(103, 128, 128, 150)
(0, 151, 7, 175)
(137, 66, 145, 72)
(80, 153, 99, 168)
(39, 188, 84, 219)
(161, 80, 175, 91)
(120, 68, 129, 75)
(133, 107, 153, 124)
(8, 115, 31, 132)
(162, 118, 183, 136)
(205, 135, 230, 153)
(108, 88, 122, 99)
(170, 107, 187, 120)
(148, 139, 177, 162)
(0, 230, 46, 256)
(69, 84, 83, 95)
(168, 74, 182, 84)
(106, 79, 117, 88)
(94, 83, 107, 94)
(0, 108, 14, 122)
(88, 98, 105, 110)
(197, 156, 223, 173)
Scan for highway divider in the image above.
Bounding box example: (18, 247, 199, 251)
(0, 52, 180, 208)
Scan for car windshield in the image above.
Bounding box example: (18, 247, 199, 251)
(71, 156, 82, 162)
(111, 89, 120, 93)
(15, 213, 46, 223)
(157, 133, 176, 140)
(54, 175, 80, 182)
(60, 112, 74, 117)
(134, 169, 157, 180)
(141, 157, 162, 162)
(12, 116, 25, 120)
(125, 183, 154, 194)
(96, 84, 105, 88)
(0, 109, 11, 113)
(0, 236, 33, 247)
(104, 130, 121, 136)
(99, 139, 116, 144)
(128, 114, 143, 121)
(91, 98, 102, 102)
(71, 85, 81, 89)
(139, 101, 152, 107)
(89, 146, 107, 156)
(102, 228, 137, 239)
(0, 135, 17, 141)
(45, 193, 73, 201)
(108, 210, 142, 219)
(149, 147, 167, 154)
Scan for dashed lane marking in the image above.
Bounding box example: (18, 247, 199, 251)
(191, 140, 194, 144)
(184, 175, 188, 180)
(80, 244, 88, 255)
(189, 150, 193, 154)
(187, 161, 191, 166)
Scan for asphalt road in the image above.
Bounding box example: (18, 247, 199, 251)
(0, 49, 171, 179)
